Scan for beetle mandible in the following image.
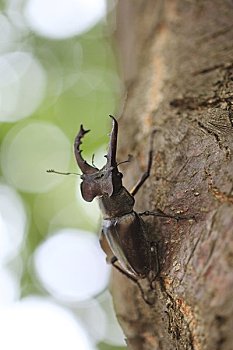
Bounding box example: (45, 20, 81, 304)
(74, 115, 184, 304)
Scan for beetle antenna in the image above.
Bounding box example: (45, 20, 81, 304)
(47, 169, 81, 176)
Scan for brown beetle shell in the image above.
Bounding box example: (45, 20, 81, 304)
(102, 211, 151, 278)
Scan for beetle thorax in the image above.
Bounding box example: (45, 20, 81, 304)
(98, 187, 135, 219)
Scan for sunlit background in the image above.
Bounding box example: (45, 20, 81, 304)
(0, 0, 126, 349)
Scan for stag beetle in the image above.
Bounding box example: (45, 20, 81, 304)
(73, 115, 188, 304)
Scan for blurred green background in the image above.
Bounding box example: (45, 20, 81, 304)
(0, 0, 126, 349)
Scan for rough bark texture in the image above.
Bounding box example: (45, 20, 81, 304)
(110, 1, 233, 349)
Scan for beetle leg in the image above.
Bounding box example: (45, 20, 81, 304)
(139, 209, 195, 221)
(100, 231, 140, 281)
(100, 231, 154, 305)
(130, 130, 155, 196)
(110, 256, 138, 283)
(110, 257, 154, 306)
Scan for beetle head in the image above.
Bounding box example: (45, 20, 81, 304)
(74, 116, 123, 202)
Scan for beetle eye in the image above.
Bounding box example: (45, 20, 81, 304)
(117, 173, 123, 178)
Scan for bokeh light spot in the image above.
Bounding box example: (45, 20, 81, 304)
(0, 184, 27, 263)
(0, 297, 96, 350)
(24, 0, 107, 39)
(98, 291, 126, 347)
(0, 14, 17, 53)
(34, 229, 110, 302)
(75, 299, 107, 343)
(0, 51, 46, 122)
(0, 121, 71, 193)
(0, 267, 20, 306)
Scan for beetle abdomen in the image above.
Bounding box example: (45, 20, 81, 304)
(102, 212, 150, 278)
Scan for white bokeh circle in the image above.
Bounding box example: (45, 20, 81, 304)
(0, 121, 71, 193)
(0, 14, 17, 53)
(75, 299, 107, 343)
(0, 267, 20, 306)
(98, 291, 126, 346)
(0, 183, 27, 262)
(0, 51, 46, 122)
(0, 297, 96, 350)
(34, 228, 110, 302)
(24, 0, 106, 39)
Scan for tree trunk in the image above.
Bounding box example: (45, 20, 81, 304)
(110, 1, 233, 349)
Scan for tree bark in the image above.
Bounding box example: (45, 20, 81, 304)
(110, 1, 233, 349)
